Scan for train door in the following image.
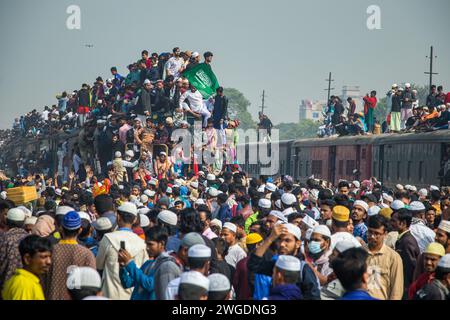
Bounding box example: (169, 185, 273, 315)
(328, 146, 336, 184)
(379, 145, 385, 182)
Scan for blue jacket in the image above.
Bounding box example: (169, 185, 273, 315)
(341, 290, 378, 300)
(218, 204, 232, 224)
(268, 284, 302, 300)
(120, 260, 155, 300)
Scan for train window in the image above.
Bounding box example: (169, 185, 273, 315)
(397, 162, 401, 180)
(361, 148, 366, 160)
(419, 161, 423, 182)
(312, 160, 322, 176)
(346, 160, 355, 176)
(407, 161, 412, 181)
(338, 160, 344, 175)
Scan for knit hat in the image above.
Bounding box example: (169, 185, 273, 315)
(63, 211, 81, 230)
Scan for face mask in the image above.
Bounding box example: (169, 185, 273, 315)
(308, 241, 323, 255)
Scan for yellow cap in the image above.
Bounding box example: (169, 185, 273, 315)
(379, 208, 394, 219)
(332, 206, 350, 222)
(246, 233, 263, 245)
(424, 242, 445, 257)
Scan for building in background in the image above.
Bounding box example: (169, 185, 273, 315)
(298, 99, 326, 122)
(340, 85, 362, 113)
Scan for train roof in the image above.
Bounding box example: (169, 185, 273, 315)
(293, 130, 450, 147)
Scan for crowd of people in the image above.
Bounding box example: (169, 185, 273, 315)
(319, 83, 450, 137)
(0, 48, 450, 301)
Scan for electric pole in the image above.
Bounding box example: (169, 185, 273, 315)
(324, 72, 335, 103)
(260, 90, 268, 115)
(424, 46, 438, 93)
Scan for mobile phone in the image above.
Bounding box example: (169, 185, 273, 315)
(120, 241, 126, 250)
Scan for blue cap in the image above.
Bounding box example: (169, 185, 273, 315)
(63, 211, 81, 230)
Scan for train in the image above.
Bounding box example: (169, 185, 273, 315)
(240, 130, 450, 188)
(2, 129, 450, 188)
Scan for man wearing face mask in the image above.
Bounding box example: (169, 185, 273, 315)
(247, 223, 320, 300)
(305, 225, 333, 286)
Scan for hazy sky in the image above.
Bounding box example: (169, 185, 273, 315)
(1, 0, 449, 129)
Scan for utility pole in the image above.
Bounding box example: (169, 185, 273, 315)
(259, 90, 268, 115)
(424, 46, 438, 93)
(324, 72, 335, 103)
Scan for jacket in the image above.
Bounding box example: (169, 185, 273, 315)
(138, 88, 152, 115)
(395, 230, 420, 298)
(153, 252, 183, 300)
(267, 284, 302, 300)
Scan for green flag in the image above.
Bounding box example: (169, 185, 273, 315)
(182, 63, 219, 99)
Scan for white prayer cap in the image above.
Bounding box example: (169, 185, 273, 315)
(188, 244, 211, 258)
(335, 240, 361, 253)
(284, 223, 301, 240)
(56, 206, 75, 216)
(180, 271, 209, 291)
(353, 200, 369, 212)
(418, 189, 428, 197)
(207, 173, 216, 181)
(92, 217, 113, 231)
(382, 193, 393, 203)
(265, 183, 277, 192)
(208, 273, 231, 292)
(138, 207, 150, 215)
(302, 214, 319, 229)
(218, 178, 224, 183)
(437, 254, 450, 269)
(166, 187, 172, 194)
(257, 185, 265, 193)
(404, 184, 412, 191)
(275, 255, 301, 272)
(195, 198, 206, 205)
(269, 210, 287, 222)
(157, 210, 177, 226)
(7, 208, 26, 222)
(275, 199, 282, 209)
(410, 186, 417, 192)
(208, 188, 219, 197)
(140, 195, 148, 203)
(368, 206, 381, 216)
(140, 214, 150, 228)
(438, 220, 450, 233)
(78, 211, 92, 222)
(67, 267, 101, 290)
(391, 200, 405, 210)
(392, 84, 398, 88)
(210, 219, 222, 229)
(117, 202, 138, 216)
(125, 150, 134, 158)
(223, 222, 237, 233)
(281, 193, 296, 205)
(352, 181, 360, 188)
(144, 190, 156, 197)
(409, 201, 426, 212)
(258, 198, 272, 209)
(149, 179, 158, 186)
(430, 185, 439, 191)
(190, 181, 199, 189)
(395, 184, 404, 190)
(405, 83, 411, 88)
(114, 151, 122, 158)
(313, 225, 331, 238)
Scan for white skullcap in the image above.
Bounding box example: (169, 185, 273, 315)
(0, 191, 7, 200)
(7, 208, 26, 222)
(195, 198, 206, 205)
(265, 183, 277, 192)
(284, 223, 301, 240)
(92, 217, 113, 231)
(258, 198, 272, 209)
(404, 184, 412, 191)
(313, 225, 331, 238)
(140, 214, 150, 228)
(144, 190, 156, 198)
(269, 210, 287, 223)
(149, 179, 158, 186)
(302, 214, 319, 229)
(138, 207, 150, 215)
(78, 211, 92, 222)
(430, 185, 439, 191)
(382, 193, 393, 203)
(368, 206, 381, 216)
(275, 255, 301, 272)
(190, 181, 199, 189)
(335, 240, 361, 253)
(281, 193, 296, 206)
(67, 266, 101, 290)
(180, 271, 209, 291)
(166, 187, 172, 194)
(114, 151, 122, 158)
(24, 216, 38, 225)
(210, 219, 222, 229)
(353, 200, 369, 212)
(118, 202, 138, 216)
(275, 199, 282, 209)
(207, 173, 216, 181)
(188, 244, 211, 258)
(125, 150, 134, 158)
(208, 188, 219, 197)
(56, 206, 75, 216)
(157, 210, 178, 226)
(208, 273, 231, 292)
(418, 189, 428, 197)
(437, 254, 450, 269)
(391, 200, 405, 210)
(218, 178, 224, 184)
(140, 195, 149, 203)
(17, 206, 32, 218)
(55, 188, 62, 196)
(410, 186, 417, 192)
(352, 181, 360, 188)
(223, 222, 237, 233)
(392, 83, 398, 88)
(409, 201, 426, 212)
(257, 185, 266, 193)
(405, 83, 411, 88)
(396, 184, 404, 190)
(438, 220, 450, 233)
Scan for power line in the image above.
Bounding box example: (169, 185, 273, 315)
(424, 45, 438, 94)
